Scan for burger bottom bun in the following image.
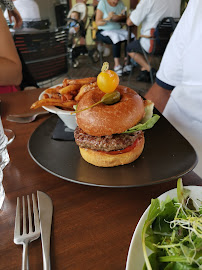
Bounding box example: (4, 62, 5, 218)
(79, 134, 145, 167)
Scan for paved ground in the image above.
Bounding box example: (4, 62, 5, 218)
(38, 53, 161, 97)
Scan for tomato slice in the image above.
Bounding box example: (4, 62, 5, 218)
(99, 138, 138, 155)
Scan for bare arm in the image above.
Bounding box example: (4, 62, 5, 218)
(95, 9, 115, 26)
(8, 8, 23, 29)
(1, 0, 23, 29)
(144, 83, 171, 113)
(127, 17, 134, 26)
(111, 14, 126, 22)
(96, 9, 107, 26)
(0, 9, 22, 85)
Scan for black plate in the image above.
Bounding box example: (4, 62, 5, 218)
(28, 114, 198, 188)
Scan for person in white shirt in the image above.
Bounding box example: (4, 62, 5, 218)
(145, 0, 202, 177)
(0, 0, 22, 28)
(4, 0, 41, 25)
(126, 0, 181, 82)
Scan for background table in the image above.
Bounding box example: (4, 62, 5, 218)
(0, 89, 201, 270)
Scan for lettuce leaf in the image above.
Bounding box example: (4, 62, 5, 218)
(141, 100, 154, 124)
(142, 179, 202, 270)
(123, 114, 160, 134)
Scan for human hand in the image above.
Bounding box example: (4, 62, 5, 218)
(127, 17, 134, 26)
(120, 8, 126, 15)
(8, 8, 23, 29)
(106, 11, 115, 21)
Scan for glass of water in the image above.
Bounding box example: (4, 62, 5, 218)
(0, 118, 15, 170)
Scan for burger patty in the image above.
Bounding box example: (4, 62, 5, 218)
(74, 127, 143, 152)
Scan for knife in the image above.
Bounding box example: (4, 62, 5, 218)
(37, 191, 53, 270)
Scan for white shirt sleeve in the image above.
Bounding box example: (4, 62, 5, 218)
(156, 0, 195, 86)
(129, 0, 151, 26)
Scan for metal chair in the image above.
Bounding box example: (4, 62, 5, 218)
(140, 17, 179, 83)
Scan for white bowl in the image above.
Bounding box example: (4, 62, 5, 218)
(39, 90, 77, 130)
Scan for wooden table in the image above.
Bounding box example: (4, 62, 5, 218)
(0, 89, 201, 270)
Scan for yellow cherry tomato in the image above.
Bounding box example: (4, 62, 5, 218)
(97, 70, 119, 93)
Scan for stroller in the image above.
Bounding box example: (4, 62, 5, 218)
(66, 2, 99, 68)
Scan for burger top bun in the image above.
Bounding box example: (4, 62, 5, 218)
(76, 85, 145, 136)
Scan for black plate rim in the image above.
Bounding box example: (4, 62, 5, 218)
(27, 142, 198, 188)
(27, 115, 198, 188)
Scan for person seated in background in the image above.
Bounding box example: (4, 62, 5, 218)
(95, 0, 128, 76)
(0, 8, 22, 93)
(126, 0, 181, 82)
(0, 0, 22, 28)
(145, 0, 202, 177)
(4, 0, 41, 30)
(1, 0, 38, 91)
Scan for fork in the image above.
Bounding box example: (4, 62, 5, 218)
(14, 194, 40, 270)
(7, 111, 49, 123)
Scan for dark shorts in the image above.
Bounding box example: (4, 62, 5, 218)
(126, 39, 146, 54)
(96, 30, 127, 58)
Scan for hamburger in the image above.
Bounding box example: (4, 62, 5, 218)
(74, 85, 159, 167)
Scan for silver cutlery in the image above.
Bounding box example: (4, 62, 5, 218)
(14, 194, 40, 270)
(37, 191, 53, 270)
(6, 111, 49, 123)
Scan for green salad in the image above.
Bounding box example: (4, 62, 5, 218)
(142, 179, 202, 270)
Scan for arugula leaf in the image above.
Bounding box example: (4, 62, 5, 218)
(145, 235, 162, 252)
(177, 178, 191, 208)
(143, 253, 165, 270)
(152, 199, 177, 234)
(164, 262, 197, 270)
(142, 199, 161, 270)
(123, 114, 160, 134)
(159, 256, 189, 263)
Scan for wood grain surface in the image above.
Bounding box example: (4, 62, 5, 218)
(0, 89, 201, 270)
